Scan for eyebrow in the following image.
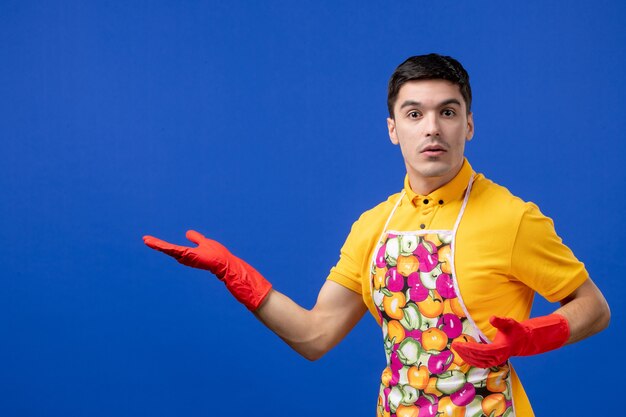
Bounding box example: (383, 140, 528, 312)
(399, 98, 462, 110)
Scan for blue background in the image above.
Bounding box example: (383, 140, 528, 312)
(1, 1, 624, 416)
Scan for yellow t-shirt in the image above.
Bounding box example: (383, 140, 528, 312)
(327, 159, 588, 416)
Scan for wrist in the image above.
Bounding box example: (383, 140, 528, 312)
(221, 254, 273, 311)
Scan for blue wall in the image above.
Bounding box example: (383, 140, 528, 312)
(1, 1, 624, 415)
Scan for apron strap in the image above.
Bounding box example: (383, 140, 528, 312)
(380, 190, 405, 240)
(450, 173, 490, 344)
(369, 191, 405, 295)
(452, 173, 475, 234)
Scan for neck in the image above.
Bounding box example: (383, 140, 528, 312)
(408, 163, 464, 195)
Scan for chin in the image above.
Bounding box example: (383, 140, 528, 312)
(417, 163, 452, 178)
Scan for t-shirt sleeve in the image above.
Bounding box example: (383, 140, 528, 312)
(326, 217, 369, 295)
(509, 203, 589, 302)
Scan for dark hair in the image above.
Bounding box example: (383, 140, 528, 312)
(387, 53, 472, 117)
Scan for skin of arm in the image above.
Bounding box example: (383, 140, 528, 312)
(554, 277, 610, 344)
(254, 280, 368, 361)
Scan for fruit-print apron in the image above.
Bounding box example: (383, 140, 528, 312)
(371, 175, 515, 417)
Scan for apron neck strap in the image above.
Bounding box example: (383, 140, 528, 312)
(381, 190, 405, 236)
(452, 173, 475, 234)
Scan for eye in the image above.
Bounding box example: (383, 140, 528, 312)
(408, 110, 421, 119)
(441, 108, 456, 117)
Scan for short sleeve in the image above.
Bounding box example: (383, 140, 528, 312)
(326, 218, 367, 295)
(509, 203, 588, 302)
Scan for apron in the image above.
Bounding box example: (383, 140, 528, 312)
(371, 175, 515, 417)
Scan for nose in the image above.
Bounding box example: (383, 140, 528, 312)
(424, 112, 440, 137)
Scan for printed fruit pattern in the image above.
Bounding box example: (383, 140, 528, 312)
(373, 233, 514, 417)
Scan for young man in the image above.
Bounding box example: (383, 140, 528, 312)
(144, 54, 610, 416)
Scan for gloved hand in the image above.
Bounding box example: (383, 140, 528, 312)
(451, 314, 570, 368)
(143, 230, 272, 311)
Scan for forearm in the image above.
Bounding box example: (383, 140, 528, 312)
(254, 282, 367, 361)
(554, 278, 610, 344)
(254, 290, 329, 360)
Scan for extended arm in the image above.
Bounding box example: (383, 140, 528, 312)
(143, 230, 367, 361)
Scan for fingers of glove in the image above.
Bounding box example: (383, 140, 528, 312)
(452, 340, 509, 358)
(185, 230, 231, 256)
(452, 341, 510, 367)
(490, 317, 530, 351)
(460, 352, 508, 368)
(143, 235, 188, 258)
(489, 316, 520, 333)
(185, 230, 207, 246)
(175, 248, 204, 268)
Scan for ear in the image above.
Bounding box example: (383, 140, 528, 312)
(387, 117, 399, 145)
(465, 112, 474, 141)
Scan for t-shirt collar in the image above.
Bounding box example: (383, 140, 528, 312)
(403, 159, 473, 207)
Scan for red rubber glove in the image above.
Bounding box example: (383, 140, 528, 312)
(143, 230, 272, 311)
(451, 314, 570, 368)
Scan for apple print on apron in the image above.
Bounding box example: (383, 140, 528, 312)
(371, 176, 515, 417)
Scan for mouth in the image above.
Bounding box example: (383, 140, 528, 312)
(420, 143, 447, 157)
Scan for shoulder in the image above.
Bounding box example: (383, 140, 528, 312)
(460, 173, 547, 247)
(343, 191, 403, 245)
(464, 172, 565, 250)
(470, 173, 528, 209)
(357, 191, 403, 223)
(467, 173, 536, 222)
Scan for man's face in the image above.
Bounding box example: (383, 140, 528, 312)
(387, 79, 474, 194)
